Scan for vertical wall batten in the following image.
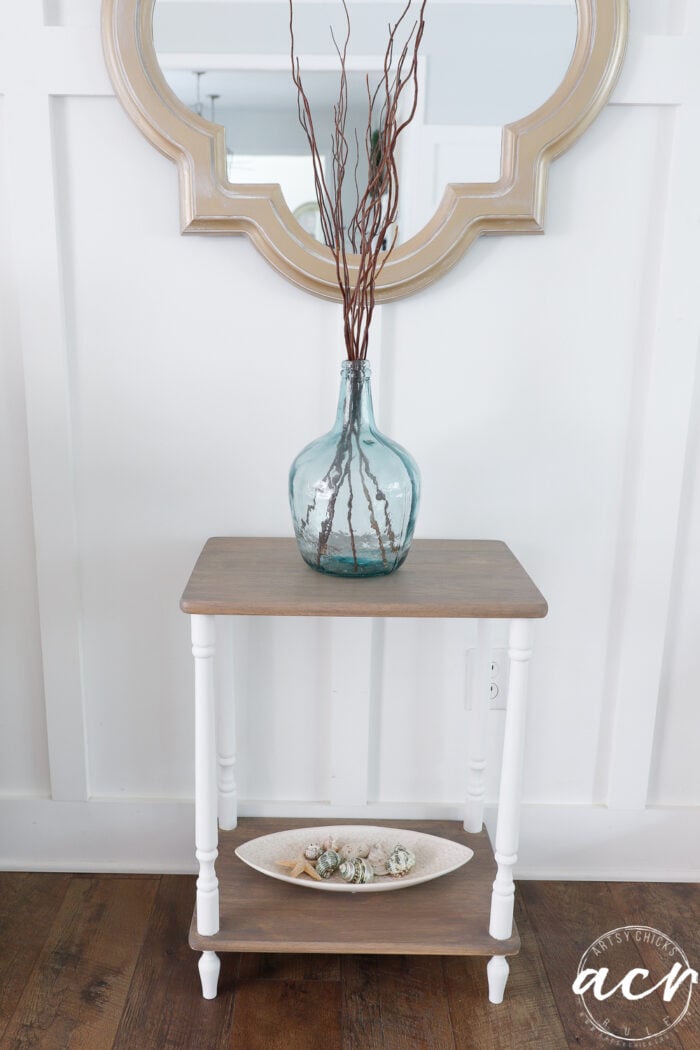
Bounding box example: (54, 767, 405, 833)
(0, 7, 115, 802)
(328, 619, 374, 806)
(4, 89, 89, 801)
(604, 19, 700, 810)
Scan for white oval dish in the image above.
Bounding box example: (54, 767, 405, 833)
(235, 825, 474, 893)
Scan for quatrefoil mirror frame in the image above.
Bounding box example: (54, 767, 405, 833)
(102, 0, 628, 302)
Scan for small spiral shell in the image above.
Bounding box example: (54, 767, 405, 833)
(304, 843, 323, 861)
(387, 845, 416, 877)
(316, 849, 341, 879)
(338, 857, 375, 884)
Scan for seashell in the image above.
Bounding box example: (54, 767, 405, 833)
(315, 849, 341, 879)
(367, 843, 389, 870)
(321, 834, 339, 853)
(387, 844, 416, 878)
(338, 857, 374, 884)
(304, 843, 323, 861)
(340, 842, 369, 861)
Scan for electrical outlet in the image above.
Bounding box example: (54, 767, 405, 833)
(465, 647, 508, 710)
(489, 648, 508, 709)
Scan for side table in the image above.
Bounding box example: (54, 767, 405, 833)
(180, 537, 547, 1003)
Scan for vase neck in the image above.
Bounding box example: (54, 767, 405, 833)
(335, 360, 376, 429)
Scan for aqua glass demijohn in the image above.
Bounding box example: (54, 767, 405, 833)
(289, 360, 420, 576)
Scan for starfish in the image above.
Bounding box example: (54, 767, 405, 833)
(277, 856, 323, 881)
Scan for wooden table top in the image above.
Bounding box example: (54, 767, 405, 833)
(180, 538, 547, 618)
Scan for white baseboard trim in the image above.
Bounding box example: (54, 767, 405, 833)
(0, 798, 195, 874)
(0, 798, 698, 880)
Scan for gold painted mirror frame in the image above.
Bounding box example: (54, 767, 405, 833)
(102, 0, 628, 302)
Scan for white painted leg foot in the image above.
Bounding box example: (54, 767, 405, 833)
(487, 954, 509, 1004)
(198, 950, 221, 999)
(218, 792, 237, 832)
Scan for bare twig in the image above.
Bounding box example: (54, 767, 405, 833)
(289, 0, 426, 360)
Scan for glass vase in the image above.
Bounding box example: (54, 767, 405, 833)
(289, 360, 420, 576)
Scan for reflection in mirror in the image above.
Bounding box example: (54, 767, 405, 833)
(154, 1, 577, 246)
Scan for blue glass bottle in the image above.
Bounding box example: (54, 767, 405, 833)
(289, 360, 420, 576)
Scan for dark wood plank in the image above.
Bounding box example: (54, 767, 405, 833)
(0, 873, 71, 1043)
(341, 956, 385, 1050)
(112, 874, 237, 1050)
(373, 956, 456, 1050)
(520, 881, 687, 1050)
(2, 875, 158, 1050)
(230, 979, 342, 1050)
(189, 819, 520, 957)
(180, 537, 548, 619)
(444, 893, 567, 1050)
(607, 882, 700, 1050)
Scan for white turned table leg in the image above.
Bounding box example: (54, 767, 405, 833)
(192, 615, 220, 947)
(216, 621, 237, 831)
(464, 618, 492, 833)
(489, 618, 534, 942)
(487, 955, 509, 1004)
(198, 950, 221, 999)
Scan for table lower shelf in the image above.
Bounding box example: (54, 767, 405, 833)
(189, 818, 519, 957)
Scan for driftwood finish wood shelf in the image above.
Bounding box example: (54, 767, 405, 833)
(181, 537, 547, 1004)
(180, 537, 548, 619)
(189, 819, 519, 958)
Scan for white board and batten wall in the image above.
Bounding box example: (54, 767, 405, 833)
(1, 0, 699, 879)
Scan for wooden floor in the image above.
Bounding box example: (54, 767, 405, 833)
(0, 873, 697, 1049)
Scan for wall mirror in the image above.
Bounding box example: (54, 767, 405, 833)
(102, 0, 628, 301)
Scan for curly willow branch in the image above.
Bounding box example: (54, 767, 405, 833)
(289, 0, 426, 361)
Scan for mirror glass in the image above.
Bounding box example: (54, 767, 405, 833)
(154, 1, 577, 246)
